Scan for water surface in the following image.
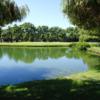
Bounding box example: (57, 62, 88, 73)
(0, 47, 99, 86)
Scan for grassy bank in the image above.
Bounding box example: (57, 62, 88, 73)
(0, 42, 71, 47)
(88, 47, 100, 56)
(0, 71, 100, 99)
(69, 42, 100, 55)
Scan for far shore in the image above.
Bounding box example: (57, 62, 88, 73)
(0, 42, 72, 47)
(0, 42, 98, 47)
(0, 42, 100, 55)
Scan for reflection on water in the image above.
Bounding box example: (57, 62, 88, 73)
(0, 47, 99, 86)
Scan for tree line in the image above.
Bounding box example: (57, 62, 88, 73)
(1, 23, 79, 42)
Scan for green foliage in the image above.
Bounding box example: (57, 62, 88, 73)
(62, 0, 100, 42)
(80, 35, 100, 42)
(76, 42, 91, 51)
(68, 42, 91, 51)
(79, 29, 100, 42)
(66, 27, 79, 41)
(1, 23, 79, 42)
(62, 0, 100, 29)
(0, 0, 29, 27)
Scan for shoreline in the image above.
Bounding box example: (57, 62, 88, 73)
(0, 42, 72, 47)
(88, 47, 100, 56)
(0, 42, 100, 55)
(0, 70, 99, 98)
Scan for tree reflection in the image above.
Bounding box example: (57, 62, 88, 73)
(0, 47, 99, 70)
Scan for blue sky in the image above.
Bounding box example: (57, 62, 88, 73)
(14, 0, 72, 28)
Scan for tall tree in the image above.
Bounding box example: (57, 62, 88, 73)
(62, 0, 100, 29)
(62, 0, 100, 41)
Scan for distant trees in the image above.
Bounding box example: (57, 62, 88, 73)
(79, 29, 100, 42)
(1, 23, 80, 42)
(66, 27, 79, 41)
(2, 22, 99, 42)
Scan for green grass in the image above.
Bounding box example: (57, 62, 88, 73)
(0, 71, 100, 99)
(88, 47, 100, 56)
(68, 70, 100, 81)
(0, 42, 72, 47)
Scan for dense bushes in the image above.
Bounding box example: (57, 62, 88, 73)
(76, 42, 91, 51)
(69, 42, 91, 51)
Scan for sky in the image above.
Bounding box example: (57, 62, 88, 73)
(14, 0, 72, 28)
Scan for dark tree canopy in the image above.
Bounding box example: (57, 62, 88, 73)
(0, 0, 29, 26)
(62, 0, 100, 29)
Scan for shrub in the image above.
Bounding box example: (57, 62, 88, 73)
(68, 43, 76, 47)
(76, 42, 90, 51)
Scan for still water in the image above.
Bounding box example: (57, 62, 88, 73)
(0, 47, 99, 85)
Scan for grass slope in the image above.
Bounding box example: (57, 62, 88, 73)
(88, 47, 100, 56)
(0, 71, 100, 100)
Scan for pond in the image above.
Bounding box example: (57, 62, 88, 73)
(0, 47, 99, 86)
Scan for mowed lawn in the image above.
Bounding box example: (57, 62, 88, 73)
(0, 42, 72, 47)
